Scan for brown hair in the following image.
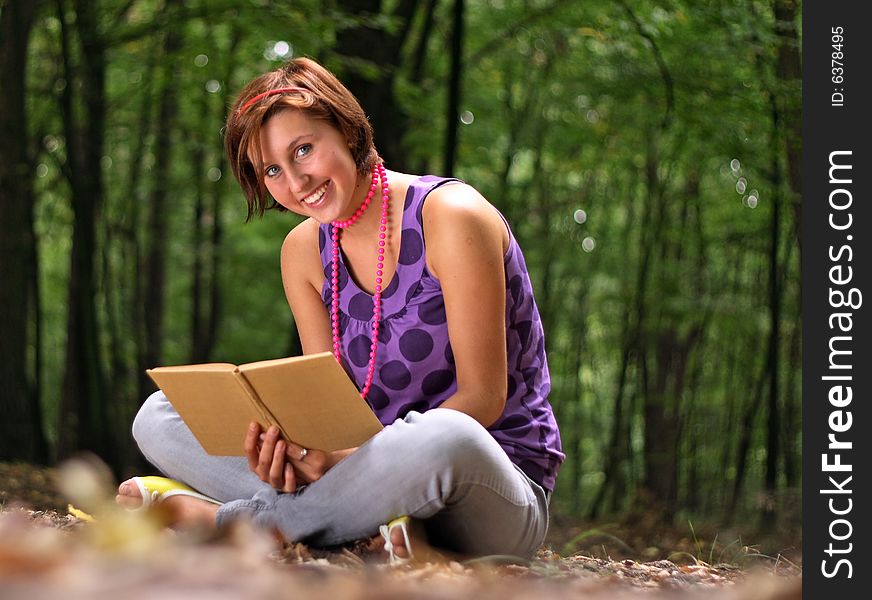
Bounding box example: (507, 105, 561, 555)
(224, 57, 379, 220)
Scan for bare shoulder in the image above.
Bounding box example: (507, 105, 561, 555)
(281, 218, 323, 289)
(422, 182, 509, 252)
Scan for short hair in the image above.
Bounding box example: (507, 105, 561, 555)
(224, 57, 379, 220)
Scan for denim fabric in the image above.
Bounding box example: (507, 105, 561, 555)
(133, 391, 550, 557)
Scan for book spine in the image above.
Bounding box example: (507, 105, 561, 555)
(232, 371, 289, 440)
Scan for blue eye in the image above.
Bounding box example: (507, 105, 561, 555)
(265, 165, 280, 178)
(296, 144, 312, 159)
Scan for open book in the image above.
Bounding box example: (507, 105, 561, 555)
(146, 352, 384, 456)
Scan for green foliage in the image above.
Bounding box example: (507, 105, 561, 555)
(19, 0, 801, 525)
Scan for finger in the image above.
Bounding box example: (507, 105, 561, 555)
(292, 449, 326, 483)
(282, 463, 296, 493)
(257, 427, 280, 481)
(269, 440, 286, 488)
(284, 442, 307, 462)
(244, 422, 261, 472)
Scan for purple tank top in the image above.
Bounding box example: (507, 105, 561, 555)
(319, 175, 564, 491)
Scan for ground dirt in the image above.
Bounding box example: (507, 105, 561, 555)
(0, 461, 801, 599)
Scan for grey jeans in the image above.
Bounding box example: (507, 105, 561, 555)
(133, 391, 551, 557)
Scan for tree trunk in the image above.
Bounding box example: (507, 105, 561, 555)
(409, 0, 439, 85)
(443, 0, 464, 176)
(202, 30, 241, 362)
(640, 166, 704, 521)
(126, 40, 160, 407)
(190, 89, 209, 363)
(772, 0, 801, 254)
(57, 0, 111, 461)
(0, 0, 48, 462)
(760, 91, 783, 531)
(781, 320, 800, 488)
(727, 358, 768, 521)
(334, 0, 418, 171)
(143, 0, 183, 372)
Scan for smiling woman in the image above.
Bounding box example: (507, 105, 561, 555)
(257, 110, 362, 223)
(225, 59, 379, 222)
(120, 57, 564, 563)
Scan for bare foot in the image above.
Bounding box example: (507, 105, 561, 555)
(115, 479, 219, 529)
(115, 479, 145, 509)
(381, 519, 447, 564)
(389, 524, 413, 559)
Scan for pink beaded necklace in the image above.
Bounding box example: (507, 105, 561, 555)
(330, 163, 389, 399)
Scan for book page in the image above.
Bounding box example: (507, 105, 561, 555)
(238, 352, 384, 452)
(146, 365, 264, 456)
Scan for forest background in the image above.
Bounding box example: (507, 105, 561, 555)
(0, 0, 802, 548)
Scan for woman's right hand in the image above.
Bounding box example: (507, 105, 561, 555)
(245, 422, 297, 493)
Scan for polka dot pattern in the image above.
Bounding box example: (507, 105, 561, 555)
(418, 296, 446, 325)
(421, 369, 454, 396)
(366, 383, 390, 410)
(380, 360, 412, 391)
(396, 400, 430, 418)
(444, 343, 455, 365)
(317, 175, 564, 492)
(382, 274, 400, 299)
(406, 282, 422, 304)
(348, 292, 374, 321)
(497, 414, 533, 438)
(398, 229, 423, 265)
(348, 334, 372, 368)
(399, 329, 434, 362)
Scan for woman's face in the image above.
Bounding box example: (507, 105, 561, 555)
(256, 109, 363, 223)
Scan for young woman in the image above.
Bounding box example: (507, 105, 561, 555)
(117, 57, 563, 561)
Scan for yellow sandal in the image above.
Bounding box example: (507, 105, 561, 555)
(379, 515, 414, 565)
(122, 476, 223, 511)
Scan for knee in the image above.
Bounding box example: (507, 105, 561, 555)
(131, 390, 169, 450)
(407, 408, 499, 471)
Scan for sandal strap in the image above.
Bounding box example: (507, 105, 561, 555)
(380, 516, 414, 564)
(129, 476, 222, 511)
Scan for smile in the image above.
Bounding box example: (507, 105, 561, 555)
(302, 182, 329, 205)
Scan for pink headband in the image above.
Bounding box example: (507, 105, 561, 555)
(237, 86, 308, 114)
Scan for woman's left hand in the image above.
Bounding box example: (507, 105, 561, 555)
(280, 437, 330, 483)
(250, 423, 356, 489)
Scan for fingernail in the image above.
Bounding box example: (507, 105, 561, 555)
(250, 423, 258, 431)
(269, 426, 278, 436)
(259, 434, 266, 442)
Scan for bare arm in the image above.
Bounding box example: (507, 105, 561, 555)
(280, 219, 332, 355)
(424, 184, 510, 427)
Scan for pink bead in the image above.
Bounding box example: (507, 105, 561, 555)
(328, 163, 390, 401)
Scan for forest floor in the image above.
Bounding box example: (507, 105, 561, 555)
(0, 461, 801, 599)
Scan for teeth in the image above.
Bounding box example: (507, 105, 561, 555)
(302, 183, 328, 205)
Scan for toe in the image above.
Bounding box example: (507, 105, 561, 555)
(390, 527, 409, 558)
(115, 479, 143, 506)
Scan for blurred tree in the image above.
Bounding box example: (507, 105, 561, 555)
(0, 0, 48, 463)
(55, 0, 111, 460)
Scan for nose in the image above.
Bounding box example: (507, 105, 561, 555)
(286, 167, 309, 196)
